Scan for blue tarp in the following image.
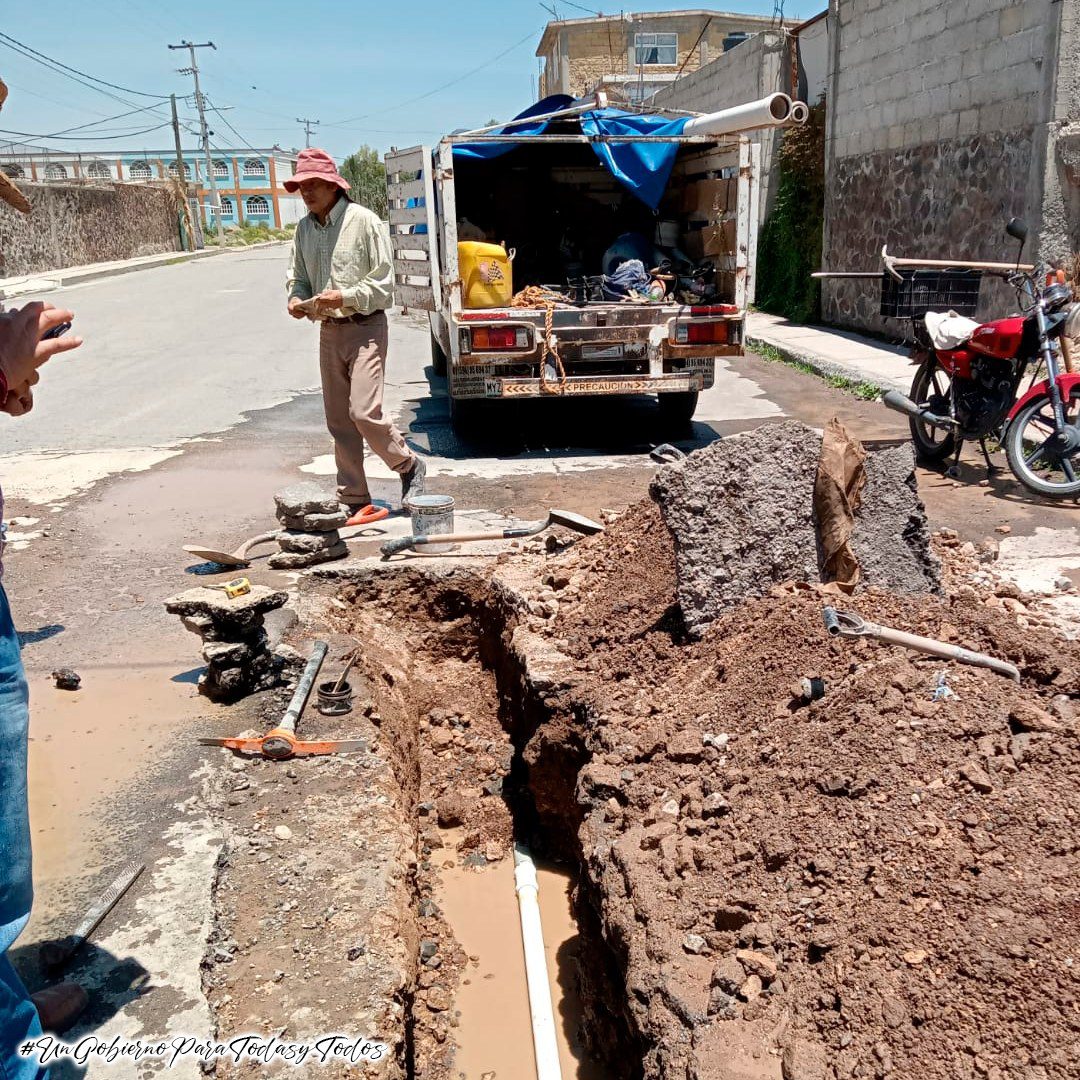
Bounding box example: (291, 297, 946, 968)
(452, 96, 689, 210)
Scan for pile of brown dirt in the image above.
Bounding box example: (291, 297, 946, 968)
(532, 500, 1080, 1080)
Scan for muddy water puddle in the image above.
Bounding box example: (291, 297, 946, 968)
(25, 664, 211, 897)
(437, 835, 609, 1080)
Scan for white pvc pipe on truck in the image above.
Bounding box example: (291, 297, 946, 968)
(513, 845, 563, 1080)
(682, 93, 794, 137)
(789, 101, 810, 123)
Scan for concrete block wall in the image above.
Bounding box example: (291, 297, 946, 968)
(538, 13, 774, 98)
(829, 0, 1048, 163)
(822, 0, 1076, 335)
(0, 181, 180, 277)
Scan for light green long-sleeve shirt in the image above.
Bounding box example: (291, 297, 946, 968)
(286, 196, 394, 318)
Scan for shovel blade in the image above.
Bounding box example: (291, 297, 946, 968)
(183, 545, 249, 568)
(549, 509, 604, 535)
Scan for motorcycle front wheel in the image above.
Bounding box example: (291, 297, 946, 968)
(908, 356, 956, 462)
(1004, 384, 1080, 499)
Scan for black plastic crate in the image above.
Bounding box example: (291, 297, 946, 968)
(879, 268, 983, 318)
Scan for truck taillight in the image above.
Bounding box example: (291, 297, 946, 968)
(469, 326, 530, 351)
(674, 321, 730, 345)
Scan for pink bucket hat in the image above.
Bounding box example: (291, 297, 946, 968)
(284, 148, 350, 193)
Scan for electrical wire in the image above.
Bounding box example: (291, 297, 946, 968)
(204, 98, 265, 156)
(0, 122, 172, 142)
(328, 28, 541, 127)
(0, 32, 171, 99)
(44, 102, 172, 138)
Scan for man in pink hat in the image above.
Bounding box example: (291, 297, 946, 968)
(285, 148, 425, 517)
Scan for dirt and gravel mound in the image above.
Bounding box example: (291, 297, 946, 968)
(531, 498, 1080, 1080)
(648, 424, 940, 638)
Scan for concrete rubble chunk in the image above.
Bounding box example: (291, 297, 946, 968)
(278, 509, 348, 532)
(651, 420, 939, 636)
(650, 421, 822, 636)
(273, 482, 340, 519)
(852, 444, 941, 593)
(268, 541, 348, 569)
(276, 528, 345, 555)
(164, 585, 289, 702)
(164, 585, 288, 621)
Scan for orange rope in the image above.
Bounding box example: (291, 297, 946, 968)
(511, 286, 569, 394)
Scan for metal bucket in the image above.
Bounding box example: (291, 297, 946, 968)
(316, 679, 353, 716)
(406, 493, 455, 554)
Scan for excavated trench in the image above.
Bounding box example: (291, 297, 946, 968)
(328, 565, 632, 1080)
(205, 432, 1079, 1080)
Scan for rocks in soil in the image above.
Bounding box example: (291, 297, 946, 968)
(164, 585, 288, 701)
(529, 491, 1080, 1080)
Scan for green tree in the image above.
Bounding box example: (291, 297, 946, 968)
(340, 146, 388, 220)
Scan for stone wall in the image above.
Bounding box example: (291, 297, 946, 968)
(0, 181, 180, 277)
(653, 31, 792, 225)
(822, 0, 1077, 334)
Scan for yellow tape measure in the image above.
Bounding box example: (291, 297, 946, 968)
(207, 577, 252, 598)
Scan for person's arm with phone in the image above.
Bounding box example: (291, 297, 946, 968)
(0, 302, 81, 416)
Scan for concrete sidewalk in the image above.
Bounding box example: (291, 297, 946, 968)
(746, 311, 915, 396)
(0, 239, 287, 301)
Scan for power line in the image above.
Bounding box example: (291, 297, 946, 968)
(204, 97, 266, 156)
(328, 28, 541, 127)
(0, 31, 171, 99)
(0, 122, 172, 142)
(45, 102, 171, 138)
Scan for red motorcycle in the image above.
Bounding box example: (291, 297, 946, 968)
(880, 219, 1080, 499)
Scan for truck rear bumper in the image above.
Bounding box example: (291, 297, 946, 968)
(481, 372, 703, 399)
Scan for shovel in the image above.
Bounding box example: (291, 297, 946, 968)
(381, 508, 603, 557)
(183, 530, 280, 569)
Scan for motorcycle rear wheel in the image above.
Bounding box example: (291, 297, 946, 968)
(908, 356, 956, 462)
(1004, 384, 1080, 499)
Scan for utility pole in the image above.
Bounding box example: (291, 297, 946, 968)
(169, 40, 220, 239)
(170, 93, 193, 251)
(296, 117, 320, 148)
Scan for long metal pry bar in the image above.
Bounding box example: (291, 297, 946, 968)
(823, 607, 1021, 682)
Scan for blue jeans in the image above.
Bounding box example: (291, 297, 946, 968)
(0, 586, 45, 1079)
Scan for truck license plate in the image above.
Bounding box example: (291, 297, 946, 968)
(579, 344, 647, 360)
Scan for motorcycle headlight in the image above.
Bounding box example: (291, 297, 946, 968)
(1066, 301, 1080, 343)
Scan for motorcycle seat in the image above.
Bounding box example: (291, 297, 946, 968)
(924, 310, 981, 351)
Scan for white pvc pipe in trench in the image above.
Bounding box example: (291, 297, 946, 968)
(514, 845, 564, 1080)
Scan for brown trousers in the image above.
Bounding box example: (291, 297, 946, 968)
(319, 312, 413, 504)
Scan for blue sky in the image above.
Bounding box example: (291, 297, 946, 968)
(1, 1, 824, 161)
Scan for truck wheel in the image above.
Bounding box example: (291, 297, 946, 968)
(430, 331, 448, 377)
(657, 391, 699, 430)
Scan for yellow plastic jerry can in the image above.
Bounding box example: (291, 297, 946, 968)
(459, 241, 513, 308)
